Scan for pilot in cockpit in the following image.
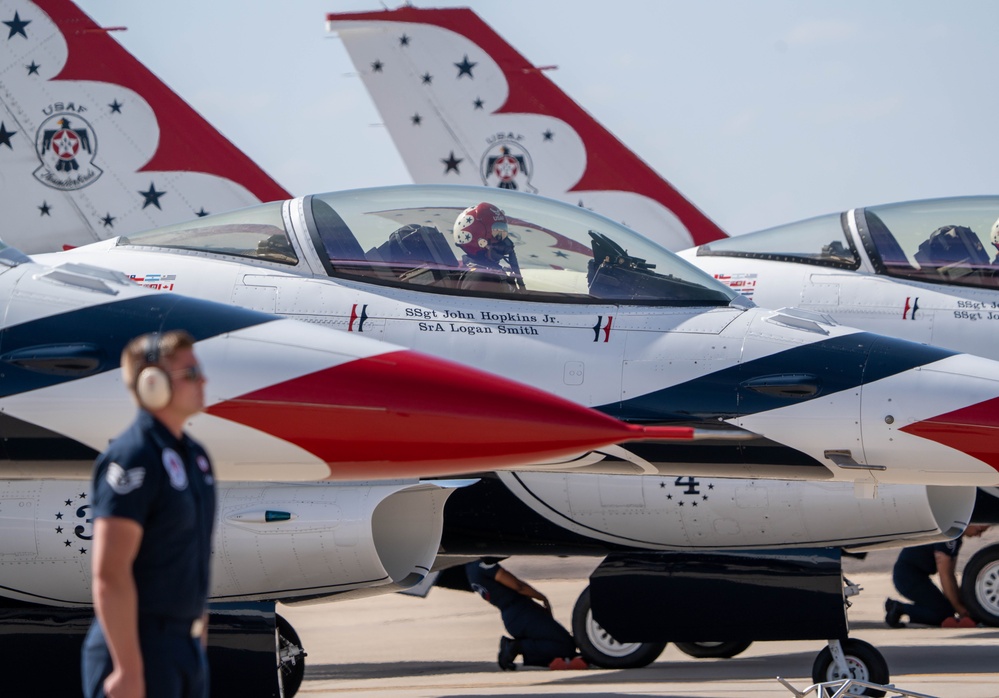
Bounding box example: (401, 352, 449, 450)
(913, 224, 991, 274)
(452, 202, 525, 292)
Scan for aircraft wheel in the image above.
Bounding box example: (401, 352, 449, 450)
(811, 639, 888, 697)
(961, 543, 999, 626)
(571, 586, 667, 669)
(674, 640, 752, 659)
(277, 615, 307, 698)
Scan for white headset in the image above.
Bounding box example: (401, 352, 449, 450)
(134, 333, 172, 411)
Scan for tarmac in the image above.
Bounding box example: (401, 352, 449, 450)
(278, 547, 999, 698)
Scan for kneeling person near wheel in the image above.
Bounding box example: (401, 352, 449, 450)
(886, 525, 990, 627)
(465, 559, 585, 671)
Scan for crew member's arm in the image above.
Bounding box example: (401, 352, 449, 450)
(494, 567, 552, 612)
(92, 516, 144, 698)
(935, 550, 969, 618)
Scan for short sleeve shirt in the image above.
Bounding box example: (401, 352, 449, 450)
(465, 561, 522, 611)
(895, 538, 962, 577)
(91, 409, 216, 620)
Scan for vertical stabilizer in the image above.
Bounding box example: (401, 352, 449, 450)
(326, 6, 726, 250)
(0, 0, 290, 252)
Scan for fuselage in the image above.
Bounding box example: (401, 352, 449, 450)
(40, 185, 999, 488)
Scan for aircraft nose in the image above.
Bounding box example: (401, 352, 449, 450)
(205, 321, 691, 479)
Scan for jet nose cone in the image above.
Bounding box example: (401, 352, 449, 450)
(207, 346, 689, 480)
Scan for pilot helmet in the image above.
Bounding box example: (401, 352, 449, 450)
(453, 202, 509, 256)
(991, 217, 999, 251)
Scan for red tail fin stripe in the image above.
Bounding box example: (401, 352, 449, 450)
(327, 7, 727, 246)
(35, 0, 290, 203)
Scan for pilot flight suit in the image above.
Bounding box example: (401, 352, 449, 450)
(81, 409, 216, 698)
(465, 560, 576, 667)
(892, 538, 962, 626)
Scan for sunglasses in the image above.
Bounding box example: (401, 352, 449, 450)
(171, 365, 205, 382)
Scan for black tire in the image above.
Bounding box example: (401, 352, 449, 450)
(276, 614, 307, 698)
(674, 640, 753, 659)
(571, 586, 667, 669)
(811, 639, 889, 697)
(961, 543, 999, 626)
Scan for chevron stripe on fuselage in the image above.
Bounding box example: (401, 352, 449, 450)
(600, 332, 956, 423)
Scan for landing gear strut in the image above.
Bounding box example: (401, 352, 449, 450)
(276, 615, 306, 697)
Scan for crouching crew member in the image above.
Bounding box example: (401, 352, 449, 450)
(466, 558, 586, 671)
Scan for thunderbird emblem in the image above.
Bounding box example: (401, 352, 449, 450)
(33, 113, 102, 190)
(481, 141, 536, 193)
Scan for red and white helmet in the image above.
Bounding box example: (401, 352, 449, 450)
(453, 202, 508, 256)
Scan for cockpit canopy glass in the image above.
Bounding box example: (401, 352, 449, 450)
(695, 196, 999, 290)
(858, 196, 999, 289)
(116, 201, 298, 266)
(696, 212, 860, 269)
(303, 185, 736, 306)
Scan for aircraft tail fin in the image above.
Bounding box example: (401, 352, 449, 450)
(0, 0, 290, 253)
(326, 6, 726, 250)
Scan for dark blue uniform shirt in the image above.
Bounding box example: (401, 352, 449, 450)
(91, 409, 216, 621)
(466, 561, 523, 611)
(895, 538, 962, 576)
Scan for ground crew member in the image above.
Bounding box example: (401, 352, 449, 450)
(465, 558, 586, 671)
(81, 331, 216, 698)
(885, 524, 990, 628)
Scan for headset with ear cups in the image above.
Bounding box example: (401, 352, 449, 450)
(134, 333, 172, 411)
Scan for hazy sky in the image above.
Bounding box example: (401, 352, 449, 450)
(74, 1, 999, 236)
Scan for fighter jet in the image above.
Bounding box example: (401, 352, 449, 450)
(0, 232, 702, 693)
(323, 5, 999, 675)
(37, 183, 999, 490)
(4, 2, 998, 689)
(321, 6, 999, 488)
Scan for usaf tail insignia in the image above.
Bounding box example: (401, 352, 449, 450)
(34, 113, 103, 191)
(481, 141, 536, 193)
(106, 462, 145, 495)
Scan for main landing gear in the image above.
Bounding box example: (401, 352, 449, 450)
(570, 581, 890, 698)
(571, 585, 751, 669)
(960, 542, 999, 626)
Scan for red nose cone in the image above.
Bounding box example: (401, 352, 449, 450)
(206, 350, 689, 479)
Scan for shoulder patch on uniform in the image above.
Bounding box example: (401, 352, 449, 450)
(162, 448, 188, 490)
(106, 462, 146, 495)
